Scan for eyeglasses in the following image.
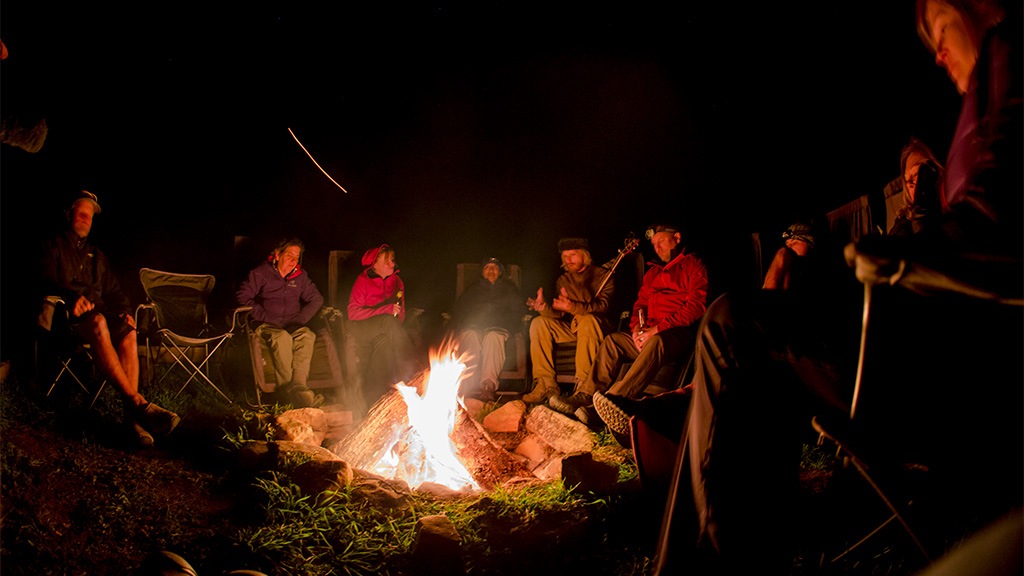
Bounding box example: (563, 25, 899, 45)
(645, 225, 678, 240)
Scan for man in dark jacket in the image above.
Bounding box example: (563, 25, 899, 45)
(40, 190, 180, 447)
(237, 237, 325, 408)
(450, 257, 525, 401)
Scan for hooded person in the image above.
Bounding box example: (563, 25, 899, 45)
(450, 256, 526, 401)
(346, 244, 418, 413)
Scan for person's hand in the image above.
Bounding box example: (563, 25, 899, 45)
(552, 287, 572, 312)
(72, 295, 95, 318)
(526, 287, 547, 312)
(844, 240, 905, 286)
(122, 312, 136, 329)
(632, 324, 658, 350)
(392, 302, 402, 317)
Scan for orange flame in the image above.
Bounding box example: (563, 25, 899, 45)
(371, 346, 480, 491)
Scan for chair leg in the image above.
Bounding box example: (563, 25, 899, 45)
(47, 356, 92, 397)
(162, 340, 234, 404)
(88, 380, 108, 411)
(812, 417, 933, 566)
(43, 351, 107, 413)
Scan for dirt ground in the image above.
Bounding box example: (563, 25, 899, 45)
(0, 372, 262, 575)
(2, 362, 974, 576)
(0, 369, 666, 576)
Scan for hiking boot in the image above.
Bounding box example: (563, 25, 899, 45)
(292, 387, 325, 409)
(136, 402, 181, 437)
(548, 391, 592, 415)
(592, 391, 641, 438)
(131, 420, 155, 448)
(521, 378, 558, 404)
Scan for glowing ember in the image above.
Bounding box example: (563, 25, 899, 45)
(370, 348, 480, 492)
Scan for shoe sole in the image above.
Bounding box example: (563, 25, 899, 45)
(593, 392, 632, 437)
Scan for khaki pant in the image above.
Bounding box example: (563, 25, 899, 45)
(528, 313, 605, 384)
(577, 326, 696, 397)
(256, 324, 316, 388)
(457, 328, 508, 393)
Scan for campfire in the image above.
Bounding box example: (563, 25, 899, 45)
(370, 350, 480, 492)
(333, 344, 531, 493)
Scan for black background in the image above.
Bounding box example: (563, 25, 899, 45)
(1, 2, 963, 361)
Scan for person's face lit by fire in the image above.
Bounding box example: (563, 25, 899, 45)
(373, 250, 397, 278)
(650, 230, 681, 263)
(925, 0, 978, 95)
(560, 249, 589, 274)
(69, 200, 95, 239)
(275, 245, 302, 276)
(482, 263, 501, 284)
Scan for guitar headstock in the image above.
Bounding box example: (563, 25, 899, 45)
(621, 236, 640, 255)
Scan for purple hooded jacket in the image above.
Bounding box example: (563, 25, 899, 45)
(236, 257, 324, 329)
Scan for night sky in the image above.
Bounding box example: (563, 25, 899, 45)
(1, 2, 964, 356)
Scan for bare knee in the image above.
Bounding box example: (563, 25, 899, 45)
(75, 312, 110, 344)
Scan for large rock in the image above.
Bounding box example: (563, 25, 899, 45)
(482, 400, 525, 433)
(273, 407, 328, 445)
(236, 440, 341, 473)
(291, 459, 354, 496)
(412, 514, 464, 575)
(524, 405, 594, 454)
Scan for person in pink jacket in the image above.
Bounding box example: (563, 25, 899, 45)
(346, 244, 418, 411)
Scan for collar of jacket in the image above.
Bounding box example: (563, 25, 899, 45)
(367, 267, 400, 280)
(648, 247, 690, 270)
(63, 229, 89, 248)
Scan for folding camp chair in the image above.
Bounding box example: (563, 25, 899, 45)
(34, 295, 108, 409)
(809, 242, 1024, 569)
(136, 268, 246, 403)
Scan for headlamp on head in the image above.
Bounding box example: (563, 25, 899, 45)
(781, 223, 816, 248)
(645, 225, 679, 240)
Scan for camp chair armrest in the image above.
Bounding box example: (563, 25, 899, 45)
(38, 295, 69, 332)
(228, 306, 253, 332)
(134, 302, 157, 333)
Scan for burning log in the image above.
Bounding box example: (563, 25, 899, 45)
(449, 402, 534, 491)
(333, 354, 533, 493)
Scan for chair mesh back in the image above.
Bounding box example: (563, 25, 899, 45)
(139, 268, 216, 337)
